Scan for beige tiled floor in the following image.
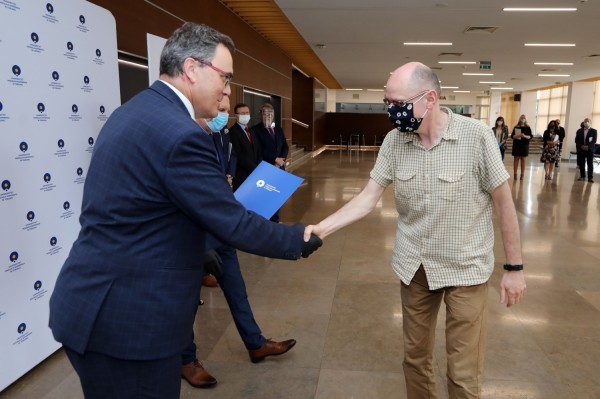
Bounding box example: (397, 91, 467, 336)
(2, 150, 599, 399)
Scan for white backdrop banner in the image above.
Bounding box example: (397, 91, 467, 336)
(0, 0, 120, 391)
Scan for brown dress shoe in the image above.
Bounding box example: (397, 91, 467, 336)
(181, 359, 217, 388)
(202, 274, 219, 287)
(248, 339, 297, 363)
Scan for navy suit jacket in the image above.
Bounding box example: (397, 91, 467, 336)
(213, 127, 237, 177)
(575, 127, 597, 154)
(252, 123, 289, 169)
(49, 81, 304, 360)
(229, 122, 262, 191)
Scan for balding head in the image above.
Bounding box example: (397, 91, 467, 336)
(387, 62, 441, 97)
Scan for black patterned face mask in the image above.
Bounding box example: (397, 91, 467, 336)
(386, 91, 429, 133)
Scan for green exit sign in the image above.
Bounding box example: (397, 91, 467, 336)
(479, 61, 491, 70)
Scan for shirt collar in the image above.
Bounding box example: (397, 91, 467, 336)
(159, 79, 195, 119)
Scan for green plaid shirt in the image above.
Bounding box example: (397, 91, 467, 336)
(371, 108, 509, 289)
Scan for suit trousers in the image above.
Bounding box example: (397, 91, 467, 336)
(65, 347, 181, 399)
(577, 151, 594, 179)
(401, 266, 488, 399)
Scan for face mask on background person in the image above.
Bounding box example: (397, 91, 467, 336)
(387, 91, 429, 133)
(584, 121, 591, 128)
(238, 114, 251, 125)
(206, 111, 229, 132)
(520, 118, 527, 124)
(498, 120, 503, 126)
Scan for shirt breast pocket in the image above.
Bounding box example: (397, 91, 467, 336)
(394, 170, 420, 200)
(437, 172, 465, 201)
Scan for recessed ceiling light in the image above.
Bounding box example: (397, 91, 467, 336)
(453, 90, 471, 93)
(490, 87, 514, 90)
(438, 61, 476, 64)
(441, 86, 459, 89)
(463, 73, 494, 76)
(479, 81, 506, 84)
(538, 74, 570, 77)
(503, 7, 576, 11)
(534, 62, 574, 66)
(403, 42, 452, 46)
(345, 88, 363, 91)
(367, 89, 384, 92)
(525, 43, 576, 47)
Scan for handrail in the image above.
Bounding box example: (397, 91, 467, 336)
(291, 118, 309, 129)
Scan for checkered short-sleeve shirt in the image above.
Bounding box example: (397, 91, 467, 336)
(370, 108, 509, 289)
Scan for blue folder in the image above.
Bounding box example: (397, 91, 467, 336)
(234, 161, 304, 219)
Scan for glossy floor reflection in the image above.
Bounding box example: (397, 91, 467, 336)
(3, 150, 599, 399)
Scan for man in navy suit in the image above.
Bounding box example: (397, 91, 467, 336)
(229, 103, 262, 191)
(575, 118, 597, 182)
(49, 23, 321, 399)
(252, 103, 289, 222)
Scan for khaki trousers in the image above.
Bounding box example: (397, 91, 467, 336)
(401, 266, 488, 399)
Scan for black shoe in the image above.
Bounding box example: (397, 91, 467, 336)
(589, 179, 594, 183)
(578, 177, 586, 181)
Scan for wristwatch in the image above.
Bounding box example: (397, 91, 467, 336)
(503, 264, 523, 271)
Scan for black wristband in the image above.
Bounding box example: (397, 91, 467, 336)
(503, 264, 523, 271)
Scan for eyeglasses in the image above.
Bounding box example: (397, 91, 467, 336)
(192, 58, 233, 87)
(383, 90, 430, 107)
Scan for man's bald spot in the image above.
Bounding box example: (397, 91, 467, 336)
(389, 62, 441, 96)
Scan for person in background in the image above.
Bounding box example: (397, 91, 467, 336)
(575, 117, 597, 183)
(492, 116, 509, 161)
(306, 62, 526, 399)
(541, 120, 560, 180)
(229, 103, 262, 191)
(554, 119, 566, 168)
(182, 97, 297, 389)
(511, 115, 533, 180)
(48, 22, 322, 399)
(252, 103, 289, 223)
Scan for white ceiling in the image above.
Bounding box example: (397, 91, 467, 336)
(274, 0, 600, 93)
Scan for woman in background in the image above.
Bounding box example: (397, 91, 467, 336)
(541, 120, 560, 180)
(511, 114, 533, 180)
(493, 116, 509, 161)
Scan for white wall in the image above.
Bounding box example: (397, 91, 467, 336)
(519, 91, 538, 134)
(563, 81, 595, 156)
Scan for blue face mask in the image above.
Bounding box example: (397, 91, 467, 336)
(206, 112, 229, 132)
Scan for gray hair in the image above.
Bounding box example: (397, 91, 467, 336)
(159, 22, 235, 77)
(411, 64, 441, 97)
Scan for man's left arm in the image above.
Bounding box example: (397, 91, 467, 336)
(491, 181, 527, 307)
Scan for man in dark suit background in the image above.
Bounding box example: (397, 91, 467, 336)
(252, 103, 290, 222)
(555, 119, 566, 168)
(49, 23, 321, 399)
(229, 103, 262, 191)
(575, 117, 597, 182)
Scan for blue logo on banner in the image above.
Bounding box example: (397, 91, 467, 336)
(12, 65, 21, 77)
(20, 142, 28, 152)
(58, 139, 64, 148)
(43, 173, 51, 183)
(67, 41, 73, 51)
(31, 32, 39, 43)
(50, 237, 57, 246)
(34, 280, 42, 290)
(96, 49, 101, 57)
(46, 3, 53, 13)
(52, 71, 59, 81)
(63, 201, 70, 210)
(72, 104, 78, 113)
(10, 251, 18, 262)
(88, 137, 94, 145)
(79, 15, 85, 24)
(37, 103, 45, 113)
(2, 180, 10, 191)
(18, 323, 26, 334)
(84, 76, 89, 84)
(77, 167, 83, 176)
(100, 105, 105, 114)
(0, 101, 3, 111)
(27, 211, 35, 221)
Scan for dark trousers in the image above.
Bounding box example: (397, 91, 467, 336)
(577, 151, 594, 178)
(65, 347, 181, 399)
(182, 245, 265, 364)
